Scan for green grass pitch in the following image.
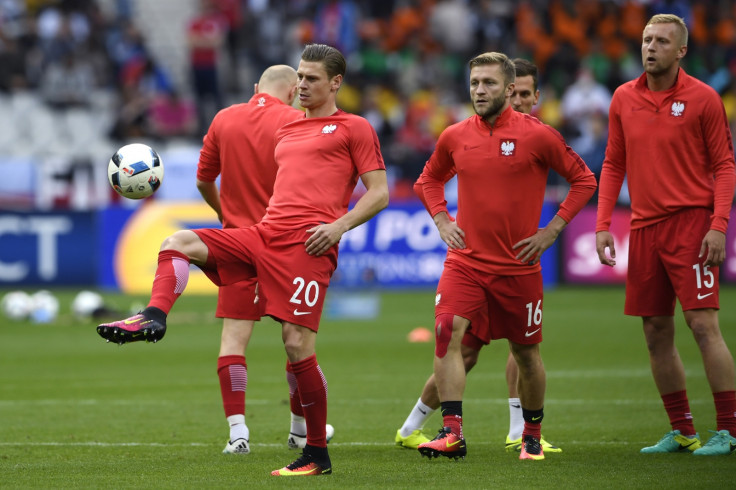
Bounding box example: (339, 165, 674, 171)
(1, 286, 734, 488)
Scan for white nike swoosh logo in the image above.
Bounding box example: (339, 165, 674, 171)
(697, 292, 713, 300)
(525, 328, 541, 337)
(294, 310, 312, 316)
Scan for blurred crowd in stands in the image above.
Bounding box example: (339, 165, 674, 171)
(1, 0, 735, 207)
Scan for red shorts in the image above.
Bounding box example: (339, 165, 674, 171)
(435, 259, 544, 345)
(193, 223, 338, 331)
(215, 278, 261, 320)
(460, 308, 489, 351)
(626, 207, 719, 316)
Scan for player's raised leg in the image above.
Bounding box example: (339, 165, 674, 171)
(97, 230, 207, 344)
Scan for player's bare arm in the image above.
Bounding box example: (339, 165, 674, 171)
(513, 214, 567, 264)
(699, 229, 726, 267)
(433, 211, 466, 249)
(595, 230, 617, 267)
(306, 169, 389, 256)
(195, 178, 223, 223)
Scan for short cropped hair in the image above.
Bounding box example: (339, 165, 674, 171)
(468, 52, 516, 86)
(512, 58, 539, 91)
(301, 43, 346, 79)
(646, 14, 688, 46)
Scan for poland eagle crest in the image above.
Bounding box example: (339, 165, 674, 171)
(671, 101, 685, 117)
(500, 140, 516, 156)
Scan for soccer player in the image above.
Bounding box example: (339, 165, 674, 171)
(98, 43, 389, 476)
(196, 64, 333, 455)
(595, 14, 736, 456)
(395, 58, 561, 454)
(413, 51, 595, 461)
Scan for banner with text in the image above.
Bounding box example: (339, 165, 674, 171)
(561, 207, 736, 283)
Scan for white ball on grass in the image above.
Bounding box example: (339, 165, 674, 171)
(1, 291, 33, 321)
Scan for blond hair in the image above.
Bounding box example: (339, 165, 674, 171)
(468, 52, 516, 85)
(646, 14, 688, 46)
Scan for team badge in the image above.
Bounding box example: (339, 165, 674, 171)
(671, 101, 685, 117)
(499, 139, 516, 156)
(322, 124, 337, 134)
(257, 97, 266, 106)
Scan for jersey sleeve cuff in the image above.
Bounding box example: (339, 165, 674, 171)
(710, 215, 729, 234)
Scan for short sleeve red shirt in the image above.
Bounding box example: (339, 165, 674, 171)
(196, 93, 303, 228)
(262, 110, 386, 229)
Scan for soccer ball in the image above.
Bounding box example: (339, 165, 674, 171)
(71, 290, 104, 319)
(108, 143, 164, 199)
(1, 290, 33, 320)
(30, 290, 60, 323)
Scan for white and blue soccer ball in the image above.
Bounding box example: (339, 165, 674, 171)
(1, 290, 33, 320)
(30, 290, 59, 323)
(107, 143, 164, 199)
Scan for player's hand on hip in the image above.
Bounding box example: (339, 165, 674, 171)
(595, 231, 616, 267)
(437, 220, 466, 249)
(305, 223, 344, 256)
(513, 227, 557, 265)
(700, 229, 726, 267)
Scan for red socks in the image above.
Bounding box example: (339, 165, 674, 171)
(521, 407, 543, 440)
(442, 414, 463, 438)
(148, 249, 190, 314)
(286, 361, 304, 417)
(662, 390, 696, 436)
(289, 355, 328, 447)
(217, 355, 247, 417)
(714, 390, 736, 434)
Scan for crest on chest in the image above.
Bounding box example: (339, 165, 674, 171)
(499, 139, 517, 157)
(670, 101, 685, 117)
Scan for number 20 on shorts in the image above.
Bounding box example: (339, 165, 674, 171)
(290, 277, 320, 307)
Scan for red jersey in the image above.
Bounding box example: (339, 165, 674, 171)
(196, 93, 303, 228)
(263, 110, 385, 229)
(596, 68, 736, 233)
(416, 107, 596, 275)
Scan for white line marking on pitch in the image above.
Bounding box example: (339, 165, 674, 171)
(0, 440, 637, 448)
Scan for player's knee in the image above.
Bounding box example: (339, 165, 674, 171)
(161, 230, 189, 252)
(434, 313, 456, 358)
(161, 230, 208, 264)
(510, 343, 539, 369)
(687, 316, 721, 349)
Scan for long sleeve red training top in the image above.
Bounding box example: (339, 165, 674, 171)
(415, 106, 597, 275)
(596, 68, 736, 233)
